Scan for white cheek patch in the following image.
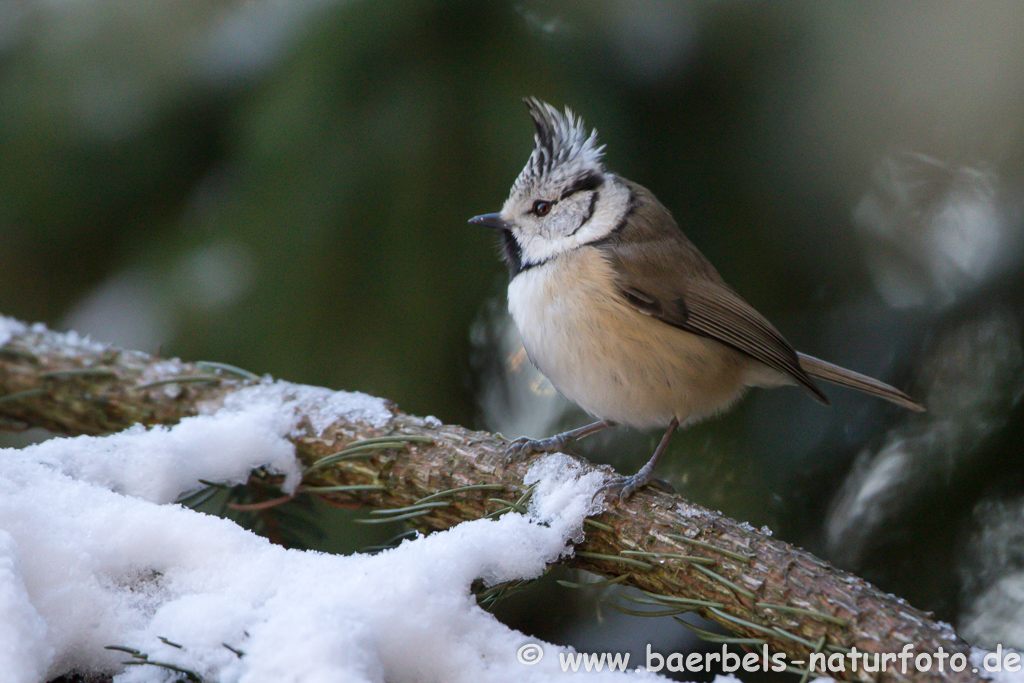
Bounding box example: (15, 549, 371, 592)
(563, 182, 630, 246)
(517, 230, 565, 266)
(561, 193, 596, 236)
(544, 210, 578, 238)
(571, 208, 617, 244)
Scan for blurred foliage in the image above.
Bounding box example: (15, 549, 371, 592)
(4, 0, 1024, 674)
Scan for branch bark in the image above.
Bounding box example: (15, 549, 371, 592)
(0, 319, 979, 683)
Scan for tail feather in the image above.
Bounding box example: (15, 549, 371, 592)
(798, 353, 925, 412)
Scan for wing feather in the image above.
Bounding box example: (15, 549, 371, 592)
(594, 179, 828, 404)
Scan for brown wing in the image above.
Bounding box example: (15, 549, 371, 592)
(670, 279, 828, 403)
(595, 179, 829, 404)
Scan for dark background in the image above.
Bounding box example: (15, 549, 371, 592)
(3, 0, 1024, 675)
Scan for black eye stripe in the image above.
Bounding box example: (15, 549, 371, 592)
(559, 171, 604, 200)
(567, 190, 600, 237)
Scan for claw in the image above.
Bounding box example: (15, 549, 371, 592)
(593, 475, 643, 503)
(593, 474, 672, 503)
(501, 420, 616, 468)
(503, 437, 536, 465)
(503, 434, 564, 465)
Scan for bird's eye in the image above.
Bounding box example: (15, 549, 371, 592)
(532, 200, 552, 217)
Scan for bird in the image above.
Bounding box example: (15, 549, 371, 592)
(469, 97, 924, 501)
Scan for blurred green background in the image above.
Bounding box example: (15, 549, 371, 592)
(4, 0, 1024, 676)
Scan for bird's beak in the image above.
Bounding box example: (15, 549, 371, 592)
(468, 213, 511, 231)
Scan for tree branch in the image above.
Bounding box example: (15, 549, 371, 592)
(0, 319, 979, 683)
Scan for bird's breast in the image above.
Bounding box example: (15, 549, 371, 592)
(507, 247, 749, 428)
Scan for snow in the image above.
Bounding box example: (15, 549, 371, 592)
(0, 315, 28, 348)
(9, 375, 392, 503)
(221, 379, 393, 434)
(1, 314, 109, 355)
(0, 383, 665, 683)
(15, 406, 300, 502)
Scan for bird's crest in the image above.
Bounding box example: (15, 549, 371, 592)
(511, 97, 606, 199)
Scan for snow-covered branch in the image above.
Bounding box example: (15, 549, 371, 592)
(0, 316, 984, 682)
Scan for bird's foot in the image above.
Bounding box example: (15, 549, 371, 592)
(504, 421, 614, 467)
(503, 434, 571, 465)
(593, 472, 673, 502)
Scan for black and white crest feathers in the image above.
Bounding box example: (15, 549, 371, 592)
(512, 97, 606, 199)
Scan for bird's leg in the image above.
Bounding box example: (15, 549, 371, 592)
(596, 417, 680, 502)
(504, 419, 616, 465)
